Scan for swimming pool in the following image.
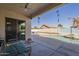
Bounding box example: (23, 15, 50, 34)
(32, 27, 79, 44)
(38, 33, 79, 45)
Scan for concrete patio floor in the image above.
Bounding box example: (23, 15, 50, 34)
(31, 35, 79, 56)
(1, 34, 79, 56)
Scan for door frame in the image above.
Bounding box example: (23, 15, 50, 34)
(5, 17, 26, 43)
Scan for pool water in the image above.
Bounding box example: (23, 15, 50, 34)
(41, 35, 79, 45)
(33, 27, 79, 45)
(58, 27, 79, 35)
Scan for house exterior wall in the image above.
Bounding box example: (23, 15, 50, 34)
(0, 8, 31, 41)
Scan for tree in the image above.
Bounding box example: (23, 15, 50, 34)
(34, 26, 38, 29)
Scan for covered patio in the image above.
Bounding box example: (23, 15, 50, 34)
(0, 3, 63, 55)
(0, 3, 79, 56)
(0, 3, 63, 42)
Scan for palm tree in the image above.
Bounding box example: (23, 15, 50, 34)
(69, 17, 79, 39)
(73, 17, 79, 28)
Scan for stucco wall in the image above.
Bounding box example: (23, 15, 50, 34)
(0, 8, 30, 40)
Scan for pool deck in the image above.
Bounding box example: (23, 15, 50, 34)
(31, 35, 79, 56)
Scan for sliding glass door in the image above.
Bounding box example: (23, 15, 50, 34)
(5, 17, 25, 43)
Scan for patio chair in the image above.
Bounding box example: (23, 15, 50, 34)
(12, 42, 31, 56)
(0, 40, 6, 55)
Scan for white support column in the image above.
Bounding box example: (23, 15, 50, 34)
(25, 19, 31, 41)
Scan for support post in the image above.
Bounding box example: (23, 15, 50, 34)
(25, 19, 32, 41)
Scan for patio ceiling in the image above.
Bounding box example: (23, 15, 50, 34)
(0, 3, 64, 19)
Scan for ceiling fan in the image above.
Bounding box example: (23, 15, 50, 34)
(25, 3, 33, 19)
(25, 3, 29, 8)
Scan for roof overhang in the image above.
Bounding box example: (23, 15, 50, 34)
(0, 3, 64, 19)
(27, 3, 64, 19)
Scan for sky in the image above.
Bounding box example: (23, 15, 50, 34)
(31, 3, 79, 28)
